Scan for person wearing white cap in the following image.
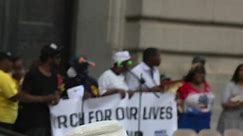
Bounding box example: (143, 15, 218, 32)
(65, 120, 127, 136)
(98, 51, 133, 98)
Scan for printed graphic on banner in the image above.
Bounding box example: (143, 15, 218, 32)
(67, 85, 84, 99)
(49, 93, 177, 136)
(154, 130, 169, 136)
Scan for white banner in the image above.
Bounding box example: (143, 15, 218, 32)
(50, 93, 178, 136)
(49, 98, 83, 136)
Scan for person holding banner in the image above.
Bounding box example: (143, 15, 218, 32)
(0, 52, 57, 130)
(15, 44, 62, 136)
(126, 48, 163, 92)
(65, 56, 99, 98)
(177, 64, 214, 133)
(98, 51, 133, 98)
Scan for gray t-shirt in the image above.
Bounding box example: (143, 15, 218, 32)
(217, 81, 243, 133)
(222, 81, 243, 104)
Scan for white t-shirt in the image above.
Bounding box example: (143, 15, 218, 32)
(98, 69, 129, 96)
(126, 62, 160, 91)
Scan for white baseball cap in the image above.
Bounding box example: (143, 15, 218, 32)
(65, 120, 127, 136)
(112, 51, 131, 64)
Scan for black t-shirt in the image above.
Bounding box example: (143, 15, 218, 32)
(17, 67, 58, 128)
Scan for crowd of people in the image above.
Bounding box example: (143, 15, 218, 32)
(0, 43, 243, 136)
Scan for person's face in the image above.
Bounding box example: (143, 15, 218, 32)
(13, 59, 24, 71)
(193, 72, 205, 84)
(239, 66, 243, 80)
(121, 60, 133, 73)
(0, 59, 13, 72)
(151, 52, 161, 67)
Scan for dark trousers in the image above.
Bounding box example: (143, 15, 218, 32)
(23, 126, 51, 136)
(0, 122, 13, 130)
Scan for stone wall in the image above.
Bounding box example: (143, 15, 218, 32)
(74, 0, 243, 128)
(124, 0, 243, 129)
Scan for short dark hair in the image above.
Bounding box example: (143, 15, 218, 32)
(143, 48, 159, 62)
(12, 56, 22, 63)
(231, 63, 243, 83)
(184, 65, 206, 82)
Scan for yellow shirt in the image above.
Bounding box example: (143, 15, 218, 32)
(0, 70, 18, 124)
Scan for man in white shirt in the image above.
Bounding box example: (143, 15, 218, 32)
(126, 48, 163, 92)
(98, 51, 132, 98)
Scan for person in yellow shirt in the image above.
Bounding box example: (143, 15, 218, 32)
(0, 52, 59, 130)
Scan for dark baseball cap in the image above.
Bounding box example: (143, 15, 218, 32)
(192, 55, 206, 64)
(41, 43, 62, 57)
(0, 51, 13, 61)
